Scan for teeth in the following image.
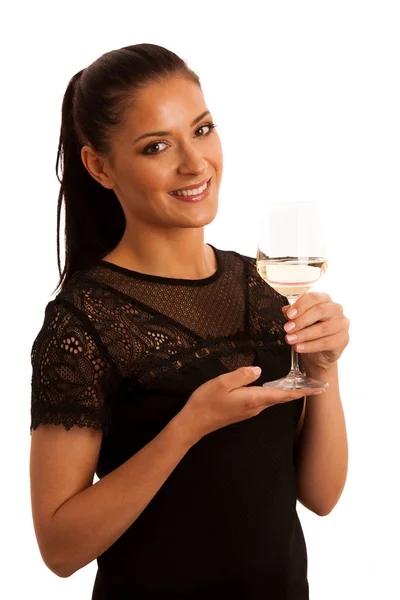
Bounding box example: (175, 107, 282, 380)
(172, 181, 208, 196)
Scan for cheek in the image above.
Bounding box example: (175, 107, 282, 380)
(211, 137, 223, 174)
(118, 162, 164, 194)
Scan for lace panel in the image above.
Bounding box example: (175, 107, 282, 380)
(54, 250, 289, 388)
(30, 250, 291, 434)
(30, 301, 117, 434)
(86, 249, 246, 340)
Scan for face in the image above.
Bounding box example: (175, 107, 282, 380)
(83, 76, 223, 231)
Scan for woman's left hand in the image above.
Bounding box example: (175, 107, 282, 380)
(282, 292, 350, 372)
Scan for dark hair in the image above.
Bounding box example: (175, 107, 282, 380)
(53, 43, 201, 294)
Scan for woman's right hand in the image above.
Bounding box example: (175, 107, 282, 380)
(176, 366, 325, 445)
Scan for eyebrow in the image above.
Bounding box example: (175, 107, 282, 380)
(133, 110, 211, 144)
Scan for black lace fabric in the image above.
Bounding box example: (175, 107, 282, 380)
(30, 246, 288, 435)
(29, 246, 310, 599)
(31, 248, 286, 438)
(30, 302, 117, 433)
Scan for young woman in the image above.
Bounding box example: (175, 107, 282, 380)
(29, 43, 349, 599)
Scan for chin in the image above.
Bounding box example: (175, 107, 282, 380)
(186, 204, 218, 228)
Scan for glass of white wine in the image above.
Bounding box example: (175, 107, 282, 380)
(256, 201, 329, 390)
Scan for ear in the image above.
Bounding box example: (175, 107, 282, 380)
(80, 145, 115, 190)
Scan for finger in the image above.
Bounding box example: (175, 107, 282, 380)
(284, 317, 344, 345)
(294, 330, 346, 354)
(285, 292, 332, 320)
(284, 301, 343, 333)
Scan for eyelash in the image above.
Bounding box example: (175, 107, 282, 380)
(142, 122, 218, 156)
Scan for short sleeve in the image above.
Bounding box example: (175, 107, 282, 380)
(30, 300, 117, 434)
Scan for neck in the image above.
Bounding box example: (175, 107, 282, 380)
(102, 228, 217, 279)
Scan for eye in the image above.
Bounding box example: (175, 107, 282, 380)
(143, 141, 168, 156)
(195, 122, 218, 137)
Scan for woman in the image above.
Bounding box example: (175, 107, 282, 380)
(29, 43, 349, 599)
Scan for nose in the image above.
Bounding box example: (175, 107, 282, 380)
(177, 142, 207, 176)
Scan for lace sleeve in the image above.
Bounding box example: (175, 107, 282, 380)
(30, 300, 117, 435)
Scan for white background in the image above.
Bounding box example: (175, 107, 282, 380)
(2, 1, 399, 598)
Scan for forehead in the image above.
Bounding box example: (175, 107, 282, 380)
(124, 77, 207, 130)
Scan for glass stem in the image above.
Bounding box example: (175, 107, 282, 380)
(288, 295, 301, 375)
(291, 346, 301, 373)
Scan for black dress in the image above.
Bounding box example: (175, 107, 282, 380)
(30, 245, 309, 599)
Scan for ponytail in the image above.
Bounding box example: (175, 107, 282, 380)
(54, 69, 124, 294)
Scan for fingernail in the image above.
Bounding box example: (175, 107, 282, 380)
(287, 334, 298, 343)
(284, 322, 296, 332)
(296, 344, 305, 351)
(251, 367, 261, 375)
(287, 308, 298, 319)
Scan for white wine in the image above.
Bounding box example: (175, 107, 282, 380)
(256, 257, 327, 298)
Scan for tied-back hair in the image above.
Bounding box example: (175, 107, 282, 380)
(54, 43, 201, 294)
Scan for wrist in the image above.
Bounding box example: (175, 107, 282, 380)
(167, 409, 202, 450)
(302, 358, 339, 381)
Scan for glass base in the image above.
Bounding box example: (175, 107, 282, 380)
(262, 370, 329, 390)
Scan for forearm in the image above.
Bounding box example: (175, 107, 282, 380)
(295, 362, 348, 516)
(45, 415, 194, 578)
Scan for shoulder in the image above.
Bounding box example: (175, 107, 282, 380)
(53, 267, 99, 310)
(32, 267, 117, 375)
(214, 246, 286, 299)
(214, 246, 257, 273)
(224, 248, 288, 308)
(51, 265, 121, 332)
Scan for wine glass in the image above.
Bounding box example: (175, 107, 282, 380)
(256, 201, 329, 390)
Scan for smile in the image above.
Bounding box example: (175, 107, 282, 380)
(168, 178, 212, 203)
(169, 178, 211, 197)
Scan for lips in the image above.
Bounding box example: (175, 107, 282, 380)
(169, 178, 212, 203)
(169, 177, 211, 194)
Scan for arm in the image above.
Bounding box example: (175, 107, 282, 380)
(295, 363, 348, 516)
(30, 415, 193, 579)
(282, 291, 350, 516)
